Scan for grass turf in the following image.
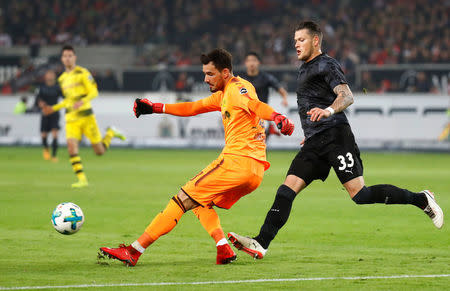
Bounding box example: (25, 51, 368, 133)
(0, 147, 449, 290)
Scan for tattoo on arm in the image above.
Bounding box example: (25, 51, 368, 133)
(330, 84, 354, 113)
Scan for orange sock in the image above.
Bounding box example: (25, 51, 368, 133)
(137, 197, 186, 249)
(192, 206, 225, 244)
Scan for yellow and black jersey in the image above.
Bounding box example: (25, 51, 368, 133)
(52, 66, 98, 122)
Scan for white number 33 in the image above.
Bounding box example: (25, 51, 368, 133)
(337, 152, 354, 170)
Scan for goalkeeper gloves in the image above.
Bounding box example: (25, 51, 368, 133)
(271, 112, 294, 136)
(133, 98, 164, 118)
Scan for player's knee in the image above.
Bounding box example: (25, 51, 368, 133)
(176, 190, 198, 211)
(277, 184, 297, 202)
(93, 146, 105, 156)
(352, 186, 373, 204)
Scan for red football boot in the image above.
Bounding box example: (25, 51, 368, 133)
(216, 243, 237, 265)
(99, 244, 141, 266)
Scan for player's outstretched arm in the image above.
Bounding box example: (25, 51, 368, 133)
(41, 99, 69, 116)
(248, 99, 294, 136)
(133, 98, 216, 118)
(308, 84, 354, 122)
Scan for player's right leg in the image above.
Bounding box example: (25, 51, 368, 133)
(67, 138, 88, 188)
(229, 174, 305, 259)
(344, 176, 444, 229)
(99, 190, 196, 266)
(187, 155, 266, 263)
(66, 120, 88, 188)
(41, 115, 50, 160)
(41, 131, 50, 160)
(192, 206, 236, 264)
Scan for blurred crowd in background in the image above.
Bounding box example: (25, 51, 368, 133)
(0, 0, 448, 94)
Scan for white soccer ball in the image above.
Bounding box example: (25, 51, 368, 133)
(51, 202, 85, 235)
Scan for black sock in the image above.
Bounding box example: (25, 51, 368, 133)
(352, 184, 428, 209)
(254, 184, 297, 249)
(51, 138, 58, 157)
(42, 136, 48, 148)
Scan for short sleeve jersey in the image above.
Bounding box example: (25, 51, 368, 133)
(36, 84, 62, 106)
(201, 76, 270, 170)
(296, 53, 349, 139)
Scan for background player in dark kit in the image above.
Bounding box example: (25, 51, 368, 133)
(241, 52, 289, 138)
(36, 70, 62, 161)
(228, 21, 444, 259)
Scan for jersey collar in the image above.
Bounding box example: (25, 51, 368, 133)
(224, 76, 239, 92)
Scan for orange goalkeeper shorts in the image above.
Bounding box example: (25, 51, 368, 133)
(181, 154, 265, 209)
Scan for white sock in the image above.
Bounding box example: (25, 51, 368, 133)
(216, 238, 228, 246)
(131, 241, 146, 253)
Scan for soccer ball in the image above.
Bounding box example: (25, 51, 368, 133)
(51, 202, 85, 235)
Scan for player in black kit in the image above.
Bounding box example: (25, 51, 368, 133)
(35, 70, 62, 161)
(241, 52, 288, 138)
(228, 21, 444, 259)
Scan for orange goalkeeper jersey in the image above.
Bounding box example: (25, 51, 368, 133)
(200, 76, 269, 170)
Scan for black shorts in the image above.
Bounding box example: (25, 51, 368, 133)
(287, 124, 363, 185)
(40, 112, 60, 132)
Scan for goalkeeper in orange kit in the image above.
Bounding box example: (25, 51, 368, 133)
(99, 48, 294, 266)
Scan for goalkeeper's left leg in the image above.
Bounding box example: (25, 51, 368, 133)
(192, 206, 236, 264)
(100, 192, 193, 266)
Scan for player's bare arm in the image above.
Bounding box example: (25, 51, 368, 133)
(278, 87, 289, 107)
(41, 104, 55, 116)
(330, 83, 354, 113)
(308, 84, 353, 122)
(73, 100, 84, 110)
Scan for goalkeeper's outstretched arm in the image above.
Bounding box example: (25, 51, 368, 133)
(133, 97, 219, 118)
(247, 99, 295, 136)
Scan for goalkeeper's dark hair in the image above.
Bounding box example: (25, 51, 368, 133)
(61, 44, 75, 55)
(296, 20, 323, 45)
(200, 48, 232, 72)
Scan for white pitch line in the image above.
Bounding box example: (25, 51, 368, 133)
(0, 274, 449, 290)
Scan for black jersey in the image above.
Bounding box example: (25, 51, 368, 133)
(35, 84, 62, 106)
(241, 71, 281, 104)
(296, 53, 349, 139)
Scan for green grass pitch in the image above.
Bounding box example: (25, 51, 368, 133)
(0, 147, 449, 290)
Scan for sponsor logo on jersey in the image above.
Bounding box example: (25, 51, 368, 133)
(239, 88, 248, 94)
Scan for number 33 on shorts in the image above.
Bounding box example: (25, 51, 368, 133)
(337, 152, 354, 171)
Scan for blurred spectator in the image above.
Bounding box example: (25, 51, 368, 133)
(1, 0, 447, 67)
(97, 69, 120, 91)
(413, 71, 435, 93)
(0, 27, 12, 47)
(13, 96, 38, 114)
(377, 79, 393, 94)
(360, 71, 378, 93)
(13, 96, 28, 114)
(174, 72, 193, 93)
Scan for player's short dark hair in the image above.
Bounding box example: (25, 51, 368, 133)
(245, 51, 261, 61)
(296, 21, 323, 45)
(61, 44, 75, 55)
(200, 48, 232, 72)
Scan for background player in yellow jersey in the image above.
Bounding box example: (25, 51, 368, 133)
(99, 48, 294, 266)
(42, 45, 125, 188)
